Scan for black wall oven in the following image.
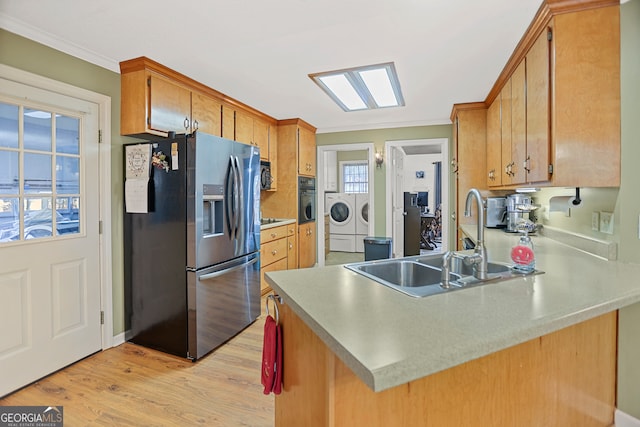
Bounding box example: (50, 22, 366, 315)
(298, 176, 316, 224)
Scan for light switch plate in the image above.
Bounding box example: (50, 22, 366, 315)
(600, 212, 614, 235)
(592, 212, 600, 231)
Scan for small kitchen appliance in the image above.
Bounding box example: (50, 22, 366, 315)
(485, 197, 507, 228)
(505, 193, 537, 233)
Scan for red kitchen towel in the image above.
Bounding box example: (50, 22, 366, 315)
(261, 314, 282, 394)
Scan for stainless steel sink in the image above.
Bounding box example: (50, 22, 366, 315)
(411, 254, 512, 276)
(345, 252, 540, 298)
(345, 259, 463, 298)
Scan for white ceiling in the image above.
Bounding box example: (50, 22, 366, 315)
(0, 0, 542, 134)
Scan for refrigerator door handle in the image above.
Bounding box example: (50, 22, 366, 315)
(198, 255, 259, 281)
(233, 155, 243, 243)
(225, 155, 237, 238)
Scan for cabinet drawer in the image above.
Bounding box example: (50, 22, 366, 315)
(261, 237, 288, 266)
(261, 224, 288, 244)
(260, 257, 287, 294)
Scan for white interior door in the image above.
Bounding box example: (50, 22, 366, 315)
(0, 79, 102, 397)
(391, 147, 405, 257)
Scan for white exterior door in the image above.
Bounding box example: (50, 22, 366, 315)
(0, 78, 102, 397)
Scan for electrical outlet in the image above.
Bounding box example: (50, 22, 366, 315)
(600, 212, 614, 235)
(592, 212, 600, 231)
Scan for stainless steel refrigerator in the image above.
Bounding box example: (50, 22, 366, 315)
(124, 132, 261, 360)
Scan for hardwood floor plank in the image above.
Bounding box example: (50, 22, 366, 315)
(0, 317, 274, 427)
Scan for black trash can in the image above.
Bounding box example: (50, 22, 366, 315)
(364, 236, 392, 261)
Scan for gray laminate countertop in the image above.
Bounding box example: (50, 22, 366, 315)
(265, 227, 640, 392)
(259, 218, 296, 230)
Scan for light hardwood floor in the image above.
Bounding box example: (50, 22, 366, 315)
(0, 314, 274, 426)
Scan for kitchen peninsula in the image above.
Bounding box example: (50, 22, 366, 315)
(265, 228, 640, 426)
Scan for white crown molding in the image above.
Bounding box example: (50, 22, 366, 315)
(0, 12, 120, 73)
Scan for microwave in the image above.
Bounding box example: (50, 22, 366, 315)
(260, 161, 272, 190)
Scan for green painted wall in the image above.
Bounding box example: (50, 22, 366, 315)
(616, 0, 640, 418)
(0, 29, 139, 336)
(317, 125, 453, 247)
(337, 150, 367, 162)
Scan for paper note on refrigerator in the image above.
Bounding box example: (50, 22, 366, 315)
(125, 144, 152, 213)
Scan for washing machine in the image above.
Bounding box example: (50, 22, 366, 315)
(355, 193, 369, 253)
(325, 193, 356, 252)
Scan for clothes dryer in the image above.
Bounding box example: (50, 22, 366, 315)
(355, 193, 369, 253)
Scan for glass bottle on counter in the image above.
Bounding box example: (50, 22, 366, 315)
(511, 229, 535, 273)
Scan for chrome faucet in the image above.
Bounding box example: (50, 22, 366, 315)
(441, 188, 488, 287)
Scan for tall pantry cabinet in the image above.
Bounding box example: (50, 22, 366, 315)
(261, 118, 318, 269)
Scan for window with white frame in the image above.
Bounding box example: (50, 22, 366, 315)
(341, 161, 368, 193)
(0, 101, 82, 243)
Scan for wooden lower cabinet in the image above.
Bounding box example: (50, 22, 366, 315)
(260, 222, 297, 294)
(298, 222, 316, 268)
(275, 304, 617, 427)
(287, 226, 297, 269)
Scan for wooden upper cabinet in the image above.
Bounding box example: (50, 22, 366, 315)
(451, 104, 487, 248)
(221, 105, 235, 140)
(147, 73, 192, 134)
(486, 97, 501, 187)
(298, 126, 316, 177)
(235, 109, 253, 145)
(120, 57, 279, 150)
(550, 6, 620, 187)
(475, 2, 619, 189)
(253, 118, 270, 161)
(510, 61, 527, 185)
(191, 92, 222, 137)
(120, 64, 192, 137)
(499, 79, 512, 185)
(525, 28, 551, 184)
(226, 108, 272, 161)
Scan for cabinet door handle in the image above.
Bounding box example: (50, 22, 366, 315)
(193, 119, 199, 131)
(289, 243, 293, 249)
(524, 156, 531, 173)
(271, 250, 278, 255)
(270, 233, 277, 238)
(184, 117, 190, 130)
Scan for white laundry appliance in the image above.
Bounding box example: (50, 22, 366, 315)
(325, 193, 356, 252)
(355, 193, 369, 253)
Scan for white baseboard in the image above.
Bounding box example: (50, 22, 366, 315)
(111, 332, 126, 347)
(616, 409, 640, 427)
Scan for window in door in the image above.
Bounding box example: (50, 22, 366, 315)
(0, 101, 81, 242)
(341, 161, 368, 193)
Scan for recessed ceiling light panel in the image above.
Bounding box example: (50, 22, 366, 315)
(310, 62, 404, 112)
